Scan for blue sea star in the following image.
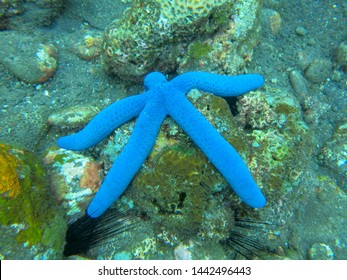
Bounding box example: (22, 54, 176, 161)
(58, 72, 266, 218)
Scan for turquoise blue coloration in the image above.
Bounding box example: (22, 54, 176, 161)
(58, 72, 266, 218)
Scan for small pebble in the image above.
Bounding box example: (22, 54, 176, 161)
(295, 26, 307, 36)
(288, 70, 308, 97)
(260, 9, 282, 35)
(48, 105, 99, 128)
(0, 32, 58, 84)
(275, 246, 285, 256)
(74, 33, 103, 61)
(304, 59, 332, 84)
(307, 38, 316, 46)
(297, 51, 311, 70)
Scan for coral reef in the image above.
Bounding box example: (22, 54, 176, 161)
(102, 91, 244, 241)
(103, 0, 262, 81)
(64, 67, 323, 260)
(100, 85, 309, 249)
(0, 143, 66, 259)
(174, 243, 193, 260)
(178, 0, 262, 75)
(235, 87, 310, 194)
(236, 91, 284, 129)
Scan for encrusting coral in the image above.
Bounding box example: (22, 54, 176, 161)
(0, 144, 21, 198)
(0, 143, 66, 259)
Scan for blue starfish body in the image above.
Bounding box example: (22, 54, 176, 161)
(58, 72, 266, 218)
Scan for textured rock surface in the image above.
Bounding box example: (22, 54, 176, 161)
(101, 91, 240, 241)
(48, 105, 99, 129)
(43, 146, 102, 220)
(0, 143, 66, 259)
(260, 9, 282, 35)
(0, 31, 58, 84)
(178, 0, 262, 75)
(283, 176, 347, 260)
(304, 59, 333, 84)
(103, 0, 262, 81)
(73, 33, 104, 61)
(308, 243, 334, 260)
(99, 85, 309, 248)
(0, 0, 345, 261)
(288, 70, 308, 99)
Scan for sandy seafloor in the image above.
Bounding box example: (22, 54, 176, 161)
(0, 0, 346, 260)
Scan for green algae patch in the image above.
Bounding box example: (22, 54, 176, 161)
(41, 215, 67, 250)
(0, 143, 66, 249)
(274, 103, 297, 115)
(188, 42, 213, 60)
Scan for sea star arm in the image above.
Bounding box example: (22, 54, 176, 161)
(171, 72, 264, 97)
(144, 72, 168, 90)
(87, 102, 167, 218)
(57, 94, 147, 151)
(167, 94, 266, 208)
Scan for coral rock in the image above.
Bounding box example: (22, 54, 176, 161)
(304, 59, 332, 84)
(43, 147, 102, 219)
(0, 143, 66, 259)
(308, 243, 334, 260)
(103, 0, 261, 81)
(103, 91, 249, 241)
(74, 33, 104, 61)
(48, 105, 99, 129)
